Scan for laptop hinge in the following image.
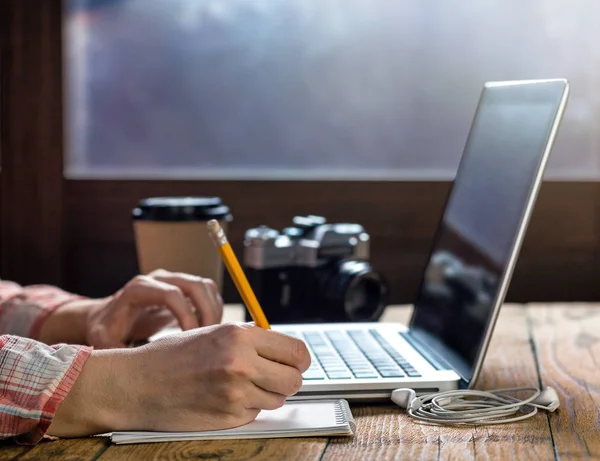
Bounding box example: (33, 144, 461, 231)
(401, 331, 453, 372)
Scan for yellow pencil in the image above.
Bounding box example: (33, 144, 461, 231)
(207, 219, 271, 329)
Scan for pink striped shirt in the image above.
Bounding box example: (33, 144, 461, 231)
(0, 280, 92, 444)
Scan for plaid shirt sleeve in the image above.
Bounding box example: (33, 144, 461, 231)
(0, 279, 85, 339)
(0, 280, 92, 444)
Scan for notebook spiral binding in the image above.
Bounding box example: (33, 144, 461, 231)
(335, 399, 357, 434)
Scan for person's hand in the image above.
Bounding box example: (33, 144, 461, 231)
(38, 269, 223, 348)
(47, 322, 311, 437)
(85, 269, 223, 348)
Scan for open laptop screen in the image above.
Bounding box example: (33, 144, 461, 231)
(409, 80, 568, 386)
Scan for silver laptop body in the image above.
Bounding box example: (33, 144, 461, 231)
(275, 79, 569, 401)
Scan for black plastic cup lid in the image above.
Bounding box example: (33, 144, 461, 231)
(132, 197, 232, 222)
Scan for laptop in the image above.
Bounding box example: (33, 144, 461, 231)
(274, 78, 569, 401)
(151, 79, 569, 402)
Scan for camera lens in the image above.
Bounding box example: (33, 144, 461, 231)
(318, 260, 389, 321)
(346, 274, 386, 319)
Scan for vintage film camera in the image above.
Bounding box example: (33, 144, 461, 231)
(242, 215, 390, 324)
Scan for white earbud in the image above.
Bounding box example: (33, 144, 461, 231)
(532, 386, 560, 411)
(391, 386, 559, 425)
(391, 388, 416, 409)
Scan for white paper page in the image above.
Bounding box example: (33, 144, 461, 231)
(112, 400, 349, 442)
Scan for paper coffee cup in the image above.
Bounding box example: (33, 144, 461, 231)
(132, 197, 232, 292)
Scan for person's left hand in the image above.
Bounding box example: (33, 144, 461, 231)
(38, 269, 223, 348)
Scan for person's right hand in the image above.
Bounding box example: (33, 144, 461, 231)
(47, 322, 311, 437)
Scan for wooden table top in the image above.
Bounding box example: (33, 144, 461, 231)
(1, 303, 599, 460)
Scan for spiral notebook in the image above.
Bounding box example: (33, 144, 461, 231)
(110, 399, 356, 445)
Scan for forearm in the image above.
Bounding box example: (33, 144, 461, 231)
(0, 333, 140, 444)
(37, 299, 103, 346)
(47, 348, 137, 437)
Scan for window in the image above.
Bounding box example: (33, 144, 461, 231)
(64, 0, 600, 180)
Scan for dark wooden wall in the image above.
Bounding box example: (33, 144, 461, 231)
(64, 180, 600, 303)
(0, 0, 65, 287)
(1, 1, 599, 304)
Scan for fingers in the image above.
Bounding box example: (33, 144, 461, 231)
(149, 269, 223, 326)
(192, 279, 223, 325)
(250, 356, 304, 397)
(121, 276, 199, 331)
(226, 358, 298, 411)
(246, 385, 288, 411)
(252, 329, 311, 373)
(204, 281, 224, 324)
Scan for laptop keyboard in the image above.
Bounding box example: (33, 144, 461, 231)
(281, 329, 422, 380)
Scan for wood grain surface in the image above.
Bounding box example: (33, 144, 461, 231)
(0, 304, 598, 461)
(0, 444, 27, 461)
(527, 303, 600, 459)
(319, 305, 556, 461)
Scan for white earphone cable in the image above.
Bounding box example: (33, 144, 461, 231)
(393, 386, 559, 425)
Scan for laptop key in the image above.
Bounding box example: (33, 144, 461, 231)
(326, 371, 353, 379)
(348, 365, 373, 371)
(376, 364, 402, 371)
(319, 355, 340, 361)
(322, 366, 348, 373)
(303, 372, 326, 380)
(375, 368, 402, 375)
(372, 361, 396, 368)
(379, 369, 405, 378)
(319, 356, 341, 361)
(353, 371, 379, 379)
(345, 358, 372, 365)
